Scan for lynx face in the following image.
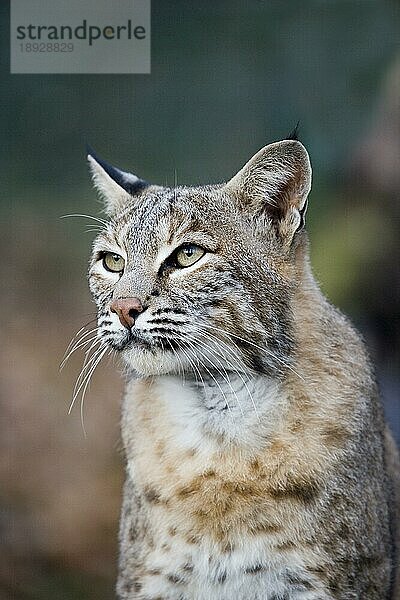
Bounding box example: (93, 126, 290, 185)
(88, 141, 311, 378)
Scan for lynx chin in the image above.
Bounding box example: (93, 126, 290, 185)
(80, 137, 399, 599)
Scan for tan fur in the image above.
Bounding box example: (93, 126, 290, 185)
(86, 140, 399, 599)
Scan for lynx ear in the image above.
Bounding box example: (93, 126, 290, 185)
(87, 146, 148, 216)
(227, 140, 312, 240)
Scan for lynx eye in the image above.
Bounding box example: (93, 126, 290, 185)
(102, 252, 125, 273)
(174, 244, 205, 268)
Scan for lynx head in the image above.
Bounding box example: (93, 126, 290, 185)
(87, 140, 311, 378)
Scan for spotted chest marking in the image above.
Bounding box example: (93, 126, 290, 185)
(120, 377, 332, 599)
(122, 528, 329, 600)
(123, 377, 324, 519)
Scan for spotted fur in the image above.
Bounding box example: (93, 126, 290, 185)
(86, 140, 399, 599)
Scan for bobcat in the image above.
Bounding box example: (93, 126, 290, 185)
(85, 138, 399, 599)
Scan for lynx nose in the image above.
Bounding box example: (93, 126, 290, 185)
(110, 297, 144, 329)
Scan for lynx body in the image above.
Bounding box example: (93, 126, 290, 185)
(86, 139, 399, 599)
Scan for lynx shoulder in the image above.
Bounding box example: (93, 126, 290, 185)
(85, 140, 400, 599)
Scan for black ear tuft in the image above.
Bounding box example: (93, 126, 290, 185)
(86, 145, 148, 195)
(286, 121, 301, 141)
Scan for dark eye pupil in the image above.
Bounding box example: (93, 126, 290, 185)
(184, 246, 194, 256)
(112, 255, 120, 261)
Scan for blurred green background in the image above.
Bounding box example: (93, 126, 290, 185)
(1, 1, 399, 598)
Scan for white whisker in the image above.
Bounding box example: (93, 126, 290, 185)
(192, 326, 259, 419)
(199, 321, 304, 382)
(175, 338, 232, 415)
(79, 345, 109, 437)
(60, 213, 108, 226)
(174, 338, 207, 400)
(61, 320, 97, 365)
(69, 340, 105, 413)
(60, 330, 98, 371)
(165, 338, 186, 385)
(180, 331, 243, 416)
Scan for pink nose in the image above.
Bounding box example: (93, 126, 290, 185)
(110, 297, 144, 329)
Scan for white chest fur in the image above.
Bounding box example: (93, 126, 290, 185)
(120, 375, 327, 600)
(123, 373, 286, 456)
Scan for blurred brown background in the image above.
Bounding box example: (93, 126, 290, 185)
(1, 1, 399, 598)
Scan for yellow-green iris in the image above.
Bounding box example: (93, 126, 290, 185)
(175, 244, 205, 268)
(103, 252, 125, 273)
